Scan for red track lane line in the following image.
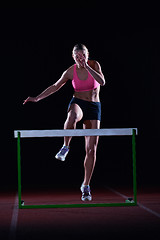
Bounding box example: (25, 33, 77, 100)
(106, 186, 160, 219)
(9, 194, 19, 240)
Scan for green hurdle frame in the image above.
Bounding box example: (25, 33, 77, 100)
(15, 128, 137, 209)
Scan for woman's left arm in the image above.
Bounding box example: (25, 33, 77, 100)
(86, 61, 105, 86)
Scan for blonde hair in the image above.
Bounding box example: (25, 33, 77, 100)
(72, 43, 89, 55)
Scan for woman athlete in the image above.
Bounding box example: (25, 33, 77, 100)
(23, 43, 105, 201)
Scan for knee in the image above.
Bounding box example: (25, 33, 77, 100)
(86, 146, 97, 159)
(67, 113, 79, 125)
(64, 113, 79, 129)
(84, 146, 97, 169)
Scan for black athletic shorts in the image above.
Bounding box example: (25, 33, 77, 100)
(67, 97, 101, 122)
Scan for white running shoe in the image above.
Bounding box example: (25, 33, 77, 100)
(80, 184, 92, 201)
(55, 145, 69, 161)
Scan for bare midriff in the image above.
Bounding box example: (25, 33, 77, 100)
(73, 86, 100, 102)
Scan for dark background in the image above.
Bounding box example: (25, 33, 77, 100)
(1, 7, 160, 191)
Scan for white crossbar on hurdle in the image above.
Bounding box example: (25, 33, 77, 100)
(14, 128, 138, 209)
(14, 128, 138, 138)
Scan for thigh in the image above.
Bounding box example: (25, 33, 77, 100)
(67, 103, 83, 122)
(83, 120, 100, 130)
(83, 120, 100, 150)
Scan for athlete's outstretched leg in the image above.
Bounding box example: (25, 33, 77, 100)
(83, 135, 99, 186)
(80, 120, 100, 201)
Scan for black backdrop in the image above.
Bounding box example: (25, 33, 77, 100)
(1, 7, 160, 191)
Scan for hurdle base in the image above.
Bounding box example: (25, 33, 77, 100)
(19, 202, 137, 209)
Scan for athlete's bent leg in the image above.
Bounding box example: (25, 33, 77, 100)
(64, 103, 83, 146)
(55, 104, 83, 161)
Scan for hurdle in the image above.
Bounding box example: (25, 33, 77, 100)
(14, 128, 138, 209)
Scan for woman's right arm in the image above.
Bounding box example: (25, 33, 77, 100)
(23, 69, 70, 105)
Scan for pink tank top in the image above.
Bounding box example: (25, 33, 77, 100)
(72, 64, 100, 92)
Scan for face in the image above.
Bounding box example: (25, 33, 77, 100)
(72, 49, 89, 67)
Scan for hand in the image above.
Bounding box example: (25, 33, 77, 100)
(23, 96, 38, 105)
(76, 52, 87, 68)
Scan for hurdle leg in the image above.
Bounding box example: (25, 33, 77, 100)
(132, 129, 137, 205)
(17, 131, 22, 209)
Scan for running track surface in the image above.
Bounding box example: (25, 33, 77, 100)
(0, 186, 160, 240)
